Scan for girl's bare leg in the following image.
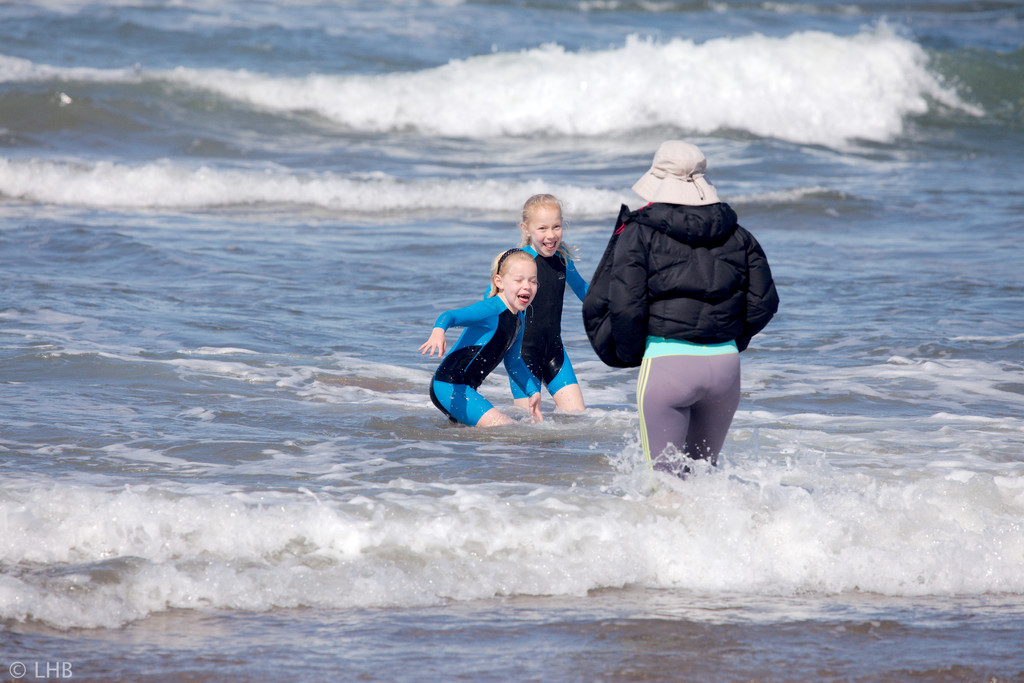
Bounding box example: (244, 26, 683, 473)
(475, 408, 515, 427)
(552, 384, 584, 412)
(512, 397, 535, 412)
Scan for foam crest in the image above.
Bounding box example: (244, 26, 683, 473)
(2, 454, 1022, 629)
(748, 354, 1024, 412)
(160, 26, 975, 145)
(0, 25, 979, 146)
(0, 53, 140, 84)
(0, 158, 626, 211)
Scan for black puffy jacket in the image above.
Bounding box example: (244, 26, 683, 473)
(608, 202, 778, 365)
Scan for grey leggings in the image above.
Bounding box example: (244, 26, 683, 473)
(636, 353, 741, 473)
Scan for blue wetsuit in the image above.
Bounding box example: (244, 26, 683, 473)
(508, 246, 588, 399)
(429, 296, 541, 426)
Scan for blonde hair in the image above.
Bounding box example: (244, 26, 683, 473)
(487, 248, 535, 298)
(517, 193, 579, 262)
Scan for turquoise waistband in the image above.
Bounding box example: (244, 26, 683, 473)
(643, 336, 738, 358)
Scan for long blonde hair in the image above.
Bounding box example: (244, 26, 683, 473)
(517, 193, 579, 262)
(487, 248, 535, 298)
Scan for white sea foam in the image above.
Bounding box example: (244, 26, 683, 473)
(1, 454, 1022, 630)
(0, 158, 628, 211)
(6, 307, 1021, 630)
(0, 53, 141, 84)
(179, 346, 261, 355)
(162, 26, 977, 144)
(0, 156, 893, 211)
(0, 25, 981, 147)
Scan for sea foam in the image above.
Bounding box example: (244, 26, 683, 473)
(2, 452, 1022, 630)
(0, 24, 980, 147)
(162, 26, 977, 144)
(0, 158, 628, 211)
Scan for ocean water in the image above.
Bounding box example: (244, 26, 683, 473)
(2, 0, 1023, 680)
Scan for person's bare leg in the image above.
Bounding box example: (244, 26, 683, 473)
(551, 384, 584, 412)
(475, 408, 515, 427)
(512, 397, 536, 412)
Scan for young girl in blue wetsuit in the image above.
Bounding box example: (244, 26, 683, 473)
(507, 194, 588, 413)
(419, 249, 543, 427)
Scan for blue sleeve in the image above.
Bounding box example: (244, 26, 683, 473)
(503, 315, 541, 396)
(566, 258, 588, 301)
(434, 297, 500, 330)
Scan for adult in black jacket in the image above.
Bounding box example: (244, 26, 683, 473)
(609, 141, 778, 476)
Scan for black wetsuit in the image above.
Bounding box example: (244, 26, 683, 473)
(509, 246, 588, 397)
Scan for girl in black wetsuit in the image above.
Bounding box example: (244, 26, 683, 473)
(507, 194, 588, 413)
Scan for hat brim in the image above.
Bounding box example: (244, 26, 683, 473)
(632, 172, 720, 206)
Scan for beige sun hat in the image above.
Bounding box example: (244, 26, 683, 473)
(632, 140, 720, 206)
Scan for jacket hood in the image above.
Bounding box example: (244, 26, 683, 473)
(633, 202, 738, 248)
